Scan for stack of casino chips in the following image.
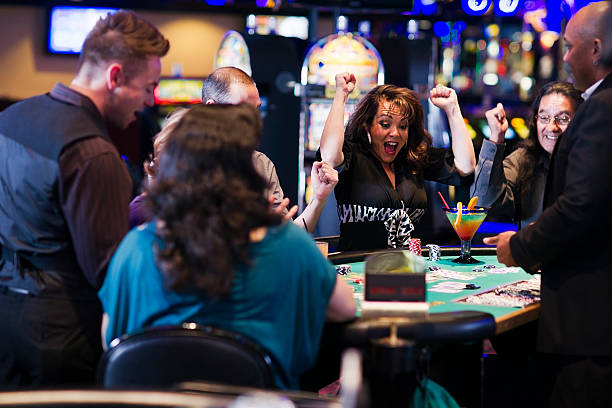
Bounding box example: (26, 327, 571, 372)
(407, 238, 421, 255)
(425, 244, 440, 261)
(336, 264, 351, 275)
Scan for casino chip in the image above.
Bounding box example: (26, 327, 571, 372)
(336, 264, 351, 275)
(425, 244, 441, 261)
(428, 265, 441, 271)
(407, 238, 421, 256)
(483, 264, 496, 269)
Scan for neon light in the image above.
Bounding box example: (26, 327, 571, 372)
(433, 21, 450, 37)
(545, 0, 563, 33)
(418, 0, 438, 15)
(453, 21, 467, 32)
(495, 0, 523, 16)
(462, 0, 493, 16)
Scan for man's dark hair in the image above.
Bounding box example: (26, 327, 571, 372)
(201, 67, 255, 103)
(78, 10, 169, 80)
(146, 103, 282, 298)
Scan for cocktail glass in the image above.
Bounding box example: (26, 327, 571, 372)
(444, 206, 488, 264)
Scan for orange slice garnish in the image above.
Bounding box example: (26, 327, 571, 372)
(467, 196, 478, 211)
(455, 201, 462, 228)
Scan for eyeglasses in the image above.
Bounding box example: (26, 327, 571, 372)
(536, 113, 572, 126)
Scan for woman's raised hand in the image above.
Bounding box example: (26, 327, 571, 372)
(321, 73, 355, 167)
(429, 84, 459, 112)
(484, 103, 508, 144)
(335, 72, 357, 97)
(430, 84, 475, 175)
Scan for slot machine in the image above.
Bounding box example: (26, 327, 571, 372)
(215, 28, 305, 205)
(299, 32, 384, 236)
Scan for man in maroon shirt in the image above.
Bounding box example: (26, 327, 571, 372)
(0, 10, 169, 387)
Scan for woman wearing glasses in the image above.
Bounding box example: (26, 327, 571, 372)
(471, 82, 583, 229)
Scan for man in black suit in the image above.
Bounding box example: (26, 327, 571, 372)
(484, 1, 612, 406)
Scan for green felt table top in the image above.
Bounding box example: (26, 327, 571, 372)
(339, 255, 538, 320)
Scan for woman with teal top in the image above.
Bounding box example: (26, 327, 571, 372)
(98, 104, 356, 390)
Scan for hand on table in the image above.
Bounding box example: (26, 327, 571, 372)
(311, 161, 338, 201)
(485, 103, 508, 144)
(429, 84, 459, 113)
(483, 231, 518, 266)
(269, 195, 298, 221)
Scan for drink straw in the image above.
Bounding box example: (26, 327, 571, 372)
(437, 191, 450, 210)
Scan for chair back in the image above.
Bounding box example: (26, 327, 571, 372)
(97, 324, 275, 389)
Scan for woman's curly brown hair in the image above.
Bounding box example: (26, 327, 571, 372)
(345, 84, 433, 174)
(145, 103, 283, 298)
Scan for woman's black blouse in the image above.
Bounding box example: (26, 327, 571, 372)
(334, 140, 469, 251)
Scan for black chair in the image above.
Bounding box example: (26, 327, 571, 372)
(97, 323, 275, 389)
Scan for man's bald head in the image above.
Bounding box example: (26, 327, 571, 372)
(202, 67, 260, 108)
(569, 1, 609, 42)
(563, 1, 612, 90)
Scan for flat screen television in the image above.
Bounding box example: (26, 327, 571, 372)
(246, 15, 309, 40)
(48, 6, 118, 54)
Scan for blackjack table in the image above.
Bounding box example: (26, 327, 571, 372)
(327, 245, 540, 345)
(303, 246, 540, 407)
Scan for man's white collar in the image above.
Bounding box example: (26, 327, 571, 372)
(581, 78, 604, 100)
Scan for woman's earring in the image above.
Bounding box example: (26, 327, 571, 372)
(367, 132, 372, 144)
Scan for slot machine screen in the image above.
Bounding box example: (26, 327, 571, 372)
(154, 78, 204, 106)
(306, 102, 354, 152)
